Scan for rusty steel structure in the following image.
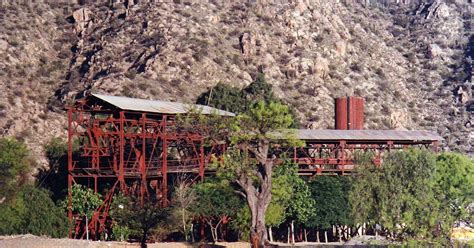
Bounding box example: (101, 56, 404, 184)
(67, 94, 442, 239)
(67, 94, 232, 239)
(292, 129, 441, 175)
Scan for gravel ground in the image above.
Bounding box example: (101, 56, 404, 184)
(0, 235, 250, 248)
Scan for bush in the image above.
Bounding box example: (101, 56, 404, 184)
(0, 185, 68, 238)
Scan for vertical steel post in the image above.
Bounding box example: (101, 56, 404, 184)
(67, 108, 73, 238)
(119, 111, 125, 192)
(141, 113, 147, 205)
(162, 115, 168, 205)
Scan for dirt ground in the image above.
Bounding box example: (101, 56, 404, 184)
(0, 235, 251, 248)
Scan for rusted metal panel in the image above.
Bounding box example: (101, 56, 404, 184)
(91, 94, 235, 116)
(353, 97, 364, 129)
(335, 96, 364, 130)
(335, 97, 348, 129)
(294, 129, 443, 141)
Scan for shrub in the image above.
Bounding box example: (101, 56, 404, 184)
(0, 185, 68, 238)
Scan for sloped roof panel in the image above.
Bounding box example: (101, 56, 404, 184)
(91, 94, 235, 116)
(295, 129, 442, 141)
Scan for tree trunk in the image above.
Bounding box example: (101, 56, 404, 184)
(240, 146, 273, 248)
(304, 228, 308, 242)
(140, 229, 148, 248)
(287, 226, 290, 243)
(268, 226, 273, 242)
(337, 226, 342, 242)
(191, 223, 195, 242)
(250, 203, 268, 248)
(182, 210, 187, 241)
(210, 227, 217, 242)
(290, 221, 295, 244)
(316, 230, 320, 243)
(324, 230, 328, 243)
(298, 226, 303, 242)
(200, 219, 205, 241)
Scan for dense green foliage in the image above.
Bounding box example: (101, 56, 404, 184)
(350, 149, 474, 244)
(196, 83, 246, 113)
(0, 138, 30, 202)
(307, 176, 352, 229)
(433, 153, 474, 239)
(193, 179, 242, 242)
(110, 194, 170, 245)
(0, 185, 68, 237)
(0, 137, 68, 238)
(196, 73, 299, 127)
(63, 184, 102, 219)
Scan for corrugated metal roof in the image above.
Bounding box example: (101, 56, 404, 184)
(91, 94, 235, 116)
(291, 129, 442, 141)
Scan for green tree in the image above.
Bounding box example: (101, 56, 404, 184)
(433, 153, 474, 240)
(196, 73, 299, 127)
(215, 101, 299, 247)
(349, 149, 444, 244)
(66, 184, 102, 219)
(193, 179, 242, 242)
(0, 186, 68, 238)
(0, 138, 31, 202)
(111, 194, 170, 248)
(196, 83, 246, 113)
(308, 176, 352, 242)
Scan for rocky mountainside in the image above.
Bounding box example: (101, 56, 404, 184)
(0, 0, 472, 167)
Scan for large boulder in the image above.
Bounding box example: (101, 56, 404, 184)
(72, 8, 93, 34)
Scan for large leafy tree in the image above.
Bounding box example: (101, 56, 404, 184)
(349, 149, 444, 243)
(215, 101, 298, 247)
(110, 194, 170, 248)
(433, 153, 474, 240)
(196, 73, 299, 127)
(192, 179, 242, 242)
(307, 176, 352, 242)
(179, 100, 297, 247)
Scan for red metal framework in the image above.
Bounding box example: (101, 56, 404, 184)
(67, 96, 227, 239)
(67, 94, 441, 240)
(293, 140, 439, 176)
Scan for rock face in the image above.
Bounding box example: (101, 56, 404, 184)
(72, 7, 92, 34)
(0, 0, 472, 166)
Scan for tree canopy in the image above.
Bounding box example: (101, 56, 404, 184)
(349, 149, 474, 245)
(196, 73, 300, 127)
(192, 179, 242, 242)
(307, 176, 352, 229)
